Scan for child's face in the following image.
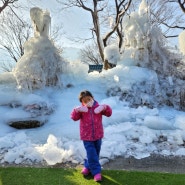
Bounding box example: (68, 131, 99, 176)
(82, 96, 94, 107)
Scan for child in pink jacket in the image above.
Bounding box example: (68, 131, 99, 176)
(71, 90, 112, 182)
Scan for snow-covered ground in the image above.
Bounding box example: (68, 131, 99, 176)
(1, 58, 185, 166)
(1, 0, 185, 167)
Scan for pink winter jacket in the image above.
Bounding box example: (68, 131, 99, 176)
(71, 101, 112, 141)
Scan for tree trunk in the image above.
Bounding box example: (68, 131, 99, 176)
(92, 0, 105, 68)
(180, 89, 185, 110)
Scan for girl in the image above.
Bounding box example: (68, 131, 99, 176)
(70, 90, 112, 182)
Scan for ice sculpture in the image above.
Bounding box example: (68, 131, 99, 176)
(13, 7, 63, 90)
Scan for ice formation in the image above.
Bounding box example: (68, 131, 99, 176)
(123, 0, 149, 50)
(105, 0, 185, 111)
(13, 7, 64, 90)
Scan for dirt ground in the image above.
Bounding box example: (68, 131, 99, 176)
(1, 154, 185, 174)
(102, 154, 185, 174)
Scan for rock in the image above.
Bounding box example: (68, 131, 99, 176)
(8, 119, 45, 129)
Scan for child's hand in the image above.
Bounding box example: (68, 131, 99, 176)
(94, 105, 106, 114)
(75, 106, 88, 113)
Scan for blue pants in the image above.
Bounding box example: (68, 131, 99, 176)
(83, 139, 102, 176)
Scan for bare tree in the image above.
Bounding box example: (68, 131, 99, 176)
(101, 0, 132, 69)
(57, 0, 108, 67)
(80, 43, 102, 65)
(149, 0, 185, 38)
(57, 0, 133, 69)
(0, 0, 19, 13)
(178, 0, 185, 13)
(0, 11, 32, 63)
(103, 0, 132, 49)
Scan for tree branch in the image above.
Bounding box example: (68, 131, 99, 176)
(178, 0, 185, 13)
(0, 0, 18, 13)
(161, 19, 185, 30)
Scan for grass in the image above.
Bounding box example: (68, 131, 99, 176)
(0, 167, 185, 185)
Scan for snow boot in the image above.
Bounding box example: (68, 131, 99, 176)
(81, 168, 90, 176)
(94, 173, 102, 182)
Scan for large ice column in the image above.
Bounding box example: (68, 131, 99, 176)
(13, 7, 63, 91)
(30, 7, 51, 37)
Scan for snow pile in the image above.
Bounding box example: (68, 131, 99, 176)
(35, 134, 78, 165)
(1, 61, 185, 165)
